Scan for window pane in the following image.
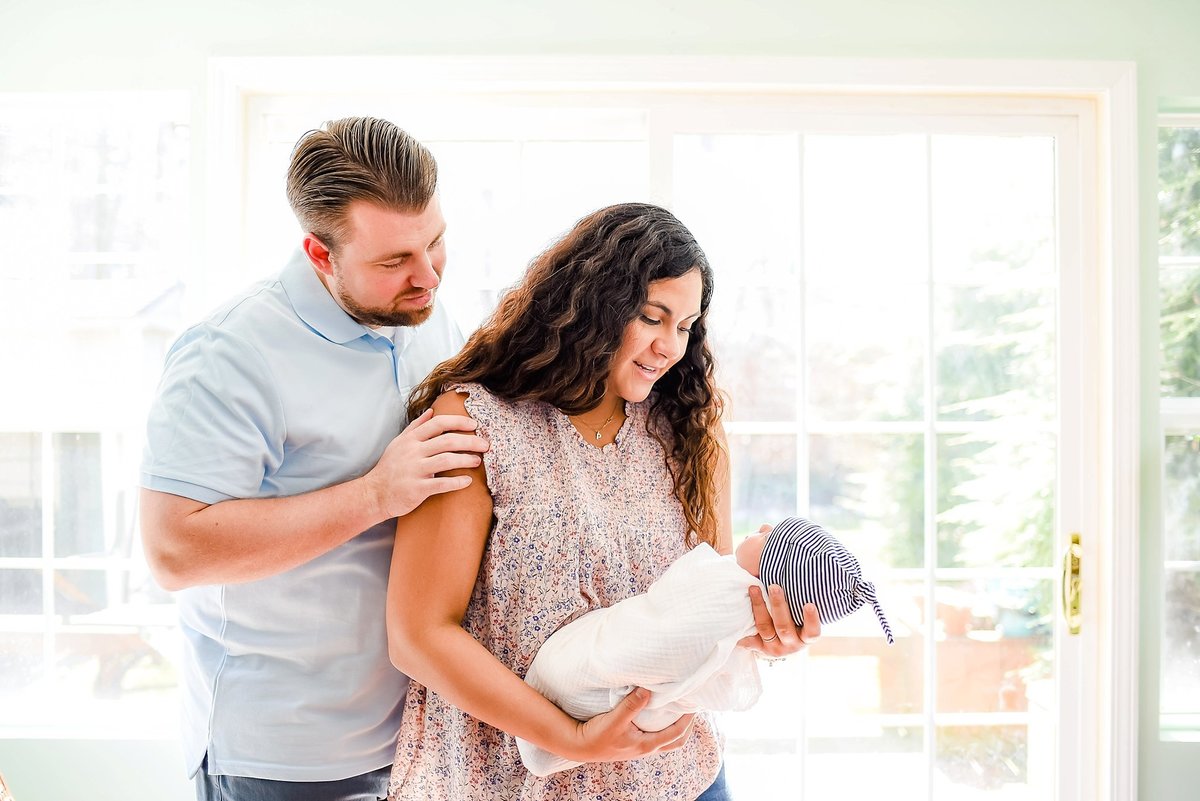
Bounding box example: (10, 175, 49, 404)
(937, 433, 1055, 569)
(807, 283, 925, 422)
(435, 141, 522, 288)
(935, 284, 1056, 423)
(0, 118, 54, 188)
(0, 433, 41, 557)
(0, 195, 58, 273)
(809, 434, 924, 569)
(1162, 569, 1200, 731)
(935, 579, 1053, 714)
(432, 138, 648, 336)
(931, 135, 1056, 283)
(811, 578, 925, 716)
(803, 578, 925, 797)
(54, 569, 110, 618)
(1163, 435, 1200, 562)
(674, 133, 801, 285)
(0, 568, 42, 614)
(1159, 126, 1200, 259)
(519, 140, 649, 256)
(54, 631, 178, 707)
(0, 628, 179, 734)
(61, 117, 189, 189)
(1160, 266, 1200, 398)
(709, 284, 801, 422)
(806, 727, 925, 801)
(935, 724, 1048, 799)
(0, 633, 43, 696)
(53, 433, 105, 558)
(729, 434, 796, 536)
(804, 134, 929, 284)
(722, 658, 801, 796)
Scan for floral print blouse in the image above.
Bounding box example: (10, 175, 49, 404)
(388, 382, 722, 800)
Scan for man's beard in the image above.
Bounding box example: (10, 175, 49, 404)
(335, 284, 435, 327)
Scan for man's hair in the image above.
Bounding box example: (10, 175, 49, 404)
(285, 116, 437, 251)
(408, 202, 725, 548)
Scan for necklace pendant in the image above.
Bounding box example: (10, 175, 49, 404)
(595, 431, 602, 441)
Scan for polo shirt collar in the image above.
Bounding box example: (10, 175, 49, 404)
(280, 250, 372, 345)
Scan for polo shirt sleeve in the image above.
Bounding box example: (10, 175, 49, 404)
(141, 324, 286, 505)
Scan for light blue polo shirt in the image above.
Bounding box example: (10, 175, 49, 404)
(141, 251, 463, 781)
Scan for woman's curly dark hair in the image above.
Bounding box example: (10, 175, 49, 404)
(407, 202, 725, 548)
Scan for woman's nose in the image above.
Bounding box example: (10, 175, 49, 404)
(655, 330, 685, 361)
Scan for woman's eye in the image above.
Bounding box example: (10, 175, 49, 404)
(640, 315, 661, 326)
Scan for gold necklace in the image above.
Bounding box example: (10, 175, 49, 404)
(572, 404, 621, 441)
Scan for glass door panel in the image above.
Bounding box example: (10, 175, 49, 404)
(674, 123, 1075, 800)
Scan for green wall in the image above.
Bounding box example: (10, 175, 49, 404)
(1, 0, 1197, 797)
(0, 740, 191, 800)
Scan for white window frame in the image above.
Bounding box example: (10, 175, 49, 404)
(206, 55, 1140, 801)
(1156, 111, 1200, 744)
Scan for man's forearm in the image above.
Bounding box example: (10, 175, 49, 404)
(141, 479, 386, 590)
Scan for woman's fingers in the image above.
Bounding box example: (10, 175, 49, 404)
(738, 587, 819, 657)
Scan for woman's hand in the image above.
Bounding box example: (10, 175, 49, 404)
(568, 687, 695, 763)
(737, 523, 822, 657)
(739, 588, 821, 657)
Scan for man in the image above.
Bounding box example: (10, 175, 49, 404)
(140, 117, 489, 799)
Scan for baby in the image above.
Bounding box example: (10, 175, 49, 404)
(517, 516, 893, 776)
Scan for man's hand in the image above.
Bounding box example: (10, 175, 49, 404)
(363, 409, 490, 519)
(568, 687, 695, 764)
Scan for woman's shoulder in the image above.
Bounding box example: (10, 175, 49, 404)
(442, 382, 557, 432)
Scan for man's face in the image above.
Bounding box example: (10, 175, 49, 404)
(313, 197, 447, 327)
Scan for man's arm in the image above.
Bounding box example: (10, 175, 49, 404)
(141, 409, 487, 590)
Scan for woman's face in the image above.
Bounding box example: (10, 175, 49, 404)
(606, 269, 703, 404)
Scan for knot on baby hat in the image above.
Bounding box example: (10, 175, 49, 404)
(758, 517, 894, 645)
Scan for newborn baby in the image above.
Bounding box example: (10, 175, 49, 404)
(517, 516, 893, 776)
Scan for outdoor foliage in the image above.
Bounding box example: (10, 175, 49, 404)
(1160, 126, 1200, 396)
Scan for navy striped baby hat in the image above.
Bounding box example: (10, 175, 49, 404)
(758, 517, 894, 645)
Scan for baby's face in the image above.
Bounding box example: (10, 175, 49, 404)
(735, 531, 770, 577)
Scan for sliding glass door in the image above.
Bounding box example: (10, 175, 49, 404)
(244, 91, 1101, 801)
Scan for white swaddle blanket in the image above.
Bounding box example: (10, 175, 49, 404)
(517, 543, 763, 777)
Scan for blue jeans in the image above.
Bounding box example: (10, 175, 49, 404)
(695, 764, 732, 801)
(194, 756, 390, 801)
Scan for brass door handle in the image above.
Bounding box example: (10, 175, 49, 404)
(1061, 532, 1082, 635)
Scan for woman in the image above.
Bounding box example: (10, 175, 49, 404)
(386, 203, 818, 800)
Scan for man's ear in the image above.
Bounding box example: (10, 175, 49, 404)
(302, 234, 335, 278)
